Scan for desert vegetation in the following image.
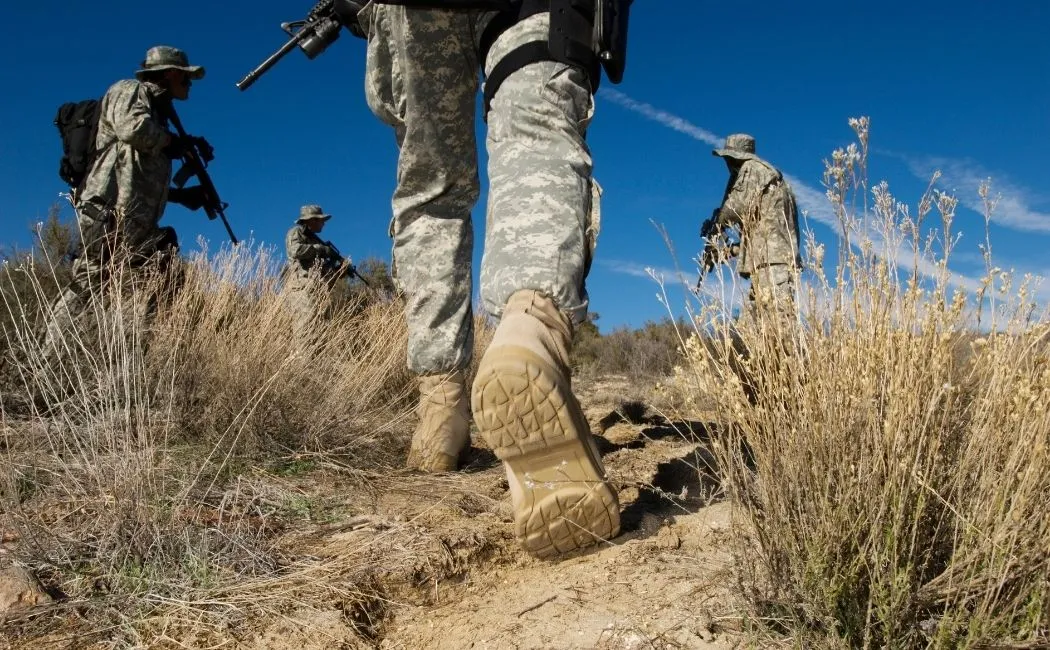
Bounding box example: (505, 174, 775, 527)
(1, 119, 1047, 649)
(667, 118, 1050, 648)
(0, 228, 475, 645)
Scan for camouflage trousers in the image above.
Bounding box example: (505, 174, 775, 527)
(738, 264, 796, 327)
(282, 275, 336, 342)
(40, 208, 179, 362)
(731, 263, 798, 403)
(363, 6, 596, 374)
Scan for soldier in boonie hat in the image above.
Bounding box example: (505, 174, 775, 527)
(712, 133, 760, 163)
(135, 46, 206, 81)
(296, 204, 333, 224)
(41, 48, 209, 361)
(701, 131, 801, 307)
(284, 203, 352, 337)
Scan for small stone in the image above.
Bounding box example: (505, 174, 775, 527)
(0, 567, 51, 614)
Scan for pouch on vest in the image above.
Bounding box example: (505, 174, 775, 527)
(54, 99, 101, 189)
(596, 0, 631, 83)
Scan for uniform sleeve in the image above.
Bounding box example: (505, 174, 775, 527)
(105, 82, 169, 153)
(720, 163, 773, 227)
(286, 226, 330, 265)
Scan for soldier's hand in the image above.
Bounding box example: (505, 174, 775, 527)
(188, 136, 214, 163)
(168, 185, 208, 211)
(162, 133, 187, 160)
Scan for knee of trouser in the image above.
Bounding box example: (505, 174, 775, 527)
(752, 264, 794, 291)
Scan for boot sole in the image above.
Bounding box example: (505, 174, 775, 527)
(472, 347, 620, 558)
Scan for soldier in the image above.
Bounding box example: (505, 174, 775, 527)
(283, 204, 353, 337)
(700, 133, 801, 315)
(43, 46, 209, 355)
(360, 3, 620, 558)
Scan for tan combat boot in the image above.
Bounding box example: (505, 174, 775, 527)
(472, 290, 620, 558)
(407, 371, 471, 473)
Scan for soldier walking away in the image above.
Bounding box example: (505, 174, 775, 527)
(699, 134, 803, 404)
(283, 204, 354, 338)
(357, 1, 624, 558)
(42, 46, 211, 359)
(699, 134, 802, 318)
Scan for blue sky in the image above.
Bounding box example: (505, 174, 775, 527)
(2, 2, 1048, 331)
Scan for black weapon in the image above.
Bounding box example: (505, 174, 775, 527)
(163, 106, 239, 244)
(322, 239, 370, 287)
(237, 0, 365, 92)
(597, 0, 632, 84)
(698, 209, 739, 282)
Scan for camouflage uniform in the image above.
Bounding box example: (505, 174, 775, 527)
(707, 135, 801, 404)
(283, 205, 349, 337)
(710, 134, 801, 311)
(361, 3, 618, 557)
(361, 6, 595, 374)
(43, 47, 203, 354)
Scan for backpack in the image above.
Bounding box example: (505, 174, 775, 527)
(54, 99, 101, 189)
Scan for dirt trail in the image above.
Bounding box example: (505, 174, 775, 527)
(251, 376, 741, 650)
(1, 376, 742, 649)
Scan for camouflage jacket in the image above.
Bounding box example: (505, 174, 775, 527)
(285, 224, 344, 282)
(78, 79, 173, 226)
(716, 158, 801, 276)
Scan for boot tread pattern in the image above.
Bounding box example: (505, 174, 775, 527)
(473, 347, 621, 558)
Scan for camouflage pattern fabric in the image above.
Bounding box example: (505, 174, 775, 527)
(42, 78, 178, 358)
(714, 157, 801, 292)
(284, 223, 344, 282)
(282, 277, 325, 340)
(362, 6, 597, 374)
(283, 222, 345, 336)
(80, 79, 173, 242)
(41, 217, 180, 362)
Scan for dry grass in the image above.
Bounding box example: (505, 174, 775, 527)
(670, 118, 1050, 648)
(0, 239, 476, 646)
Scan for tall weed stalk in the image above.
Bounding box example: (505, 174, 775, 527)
(674, 118, 1049, 648)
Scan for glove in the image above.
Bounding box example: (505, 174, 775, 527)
(189, 136, 214, 163)
(168, 185, 208, 212)
(700, 239, 741, 275)
(700, 242, 719, 275)
(162, 133, 187, 159)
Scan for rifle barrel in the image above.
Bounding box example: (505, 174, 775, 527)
(217, 208, 239, 244)
(237, 25, 314, 91)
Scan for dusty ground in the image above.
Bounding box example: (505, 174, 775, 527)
(1, 375, 745, 649)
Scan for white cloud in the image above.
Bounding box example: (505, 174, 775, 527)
(783, 173, 839, 229)
(904, 156, 1050, 234)
(598, 258, 689, 284)
(599, 88, 723, 147)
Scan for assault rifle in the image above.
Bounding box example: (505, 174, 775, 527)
(237, 0, 365, 91)
(322, 239, 371, 287)
(163, 104, 239, 244)
(236, 0, 631, 92)
(698, 209, 740, 282)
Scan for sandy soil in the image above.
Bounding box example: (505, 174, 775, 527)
(2, 375, 746, 649)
